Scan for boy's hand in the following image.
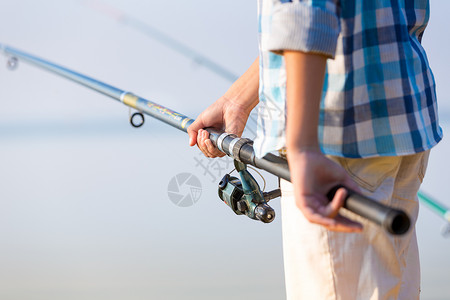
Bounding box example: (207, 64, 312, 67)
(187, 96, 252, 158)
(287, 149, 363, 232)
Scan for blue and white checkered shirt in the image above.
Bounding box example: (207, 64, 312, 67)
(254, 0, 442, 158)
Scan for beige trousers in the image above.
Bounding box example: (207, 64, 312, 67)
(280, 150, 430, 300)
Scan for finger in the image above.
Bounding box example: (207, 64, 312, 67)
(323, 187, 347, 219)
(203, 130, 225, 157)
(303, 209, 339, 227)
(187, 119, 204, 146)
(188, 131, 198, 147)
(321, 188, 363, 230)
(325, 224, 363, 233)
(201, 130, 218, 158)
(198, 130, 214, 157)
(301, 201, 362, 232)
(205, 139, 225, 157)
(305, 210, 362, 233)
(324, 215, 363, 232)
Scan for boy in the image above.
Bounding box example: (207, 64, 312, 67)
(188, 1, 441, 298)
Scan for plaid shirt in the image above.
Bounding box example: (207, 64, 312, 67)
(253, 0, 442, 158)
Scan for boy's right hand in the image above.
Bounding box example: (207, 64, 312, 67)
(187, 96, 252, 158)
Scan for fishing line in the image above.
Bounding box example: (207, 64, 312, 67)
(81, 0, 260, 137)
(228, 165, 267, 192)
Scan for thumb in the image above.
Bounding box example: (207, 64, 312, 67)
(324, 187, 347, 218)
(187, 119, 204, 146)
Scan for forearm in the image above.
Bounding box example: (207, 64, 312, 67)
(282, 50, 362, 232)
(284, 51, 327, 154)
(223, 57, 259, 114)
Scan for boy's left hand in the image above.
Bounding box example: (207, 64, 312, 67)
(287, 149, 363, 233)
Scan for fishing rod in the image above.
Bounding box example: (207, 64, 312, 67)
(0, 44, 410, 235)
(81, 0, 263, 138)
(82, 0, 239, 82)
(79, 2, 450, 234)
(418, 191, 450, 237)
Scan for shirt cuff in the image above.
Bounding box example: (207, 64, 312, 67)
(266, 2, 340, 58)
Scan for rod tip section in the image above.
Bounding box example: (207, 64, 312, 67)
(0, 43, 9, 55)
(445, 211, 450, 223)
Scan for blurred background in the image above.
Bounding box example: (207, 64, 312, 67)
(0, 1, 448, 299)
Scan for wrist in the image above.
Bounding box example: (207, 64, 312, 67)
(223, 94, 258, 115)
(222, 57, 259, 114)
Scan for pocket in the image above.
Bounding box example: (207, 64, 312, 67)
(333, 156, 402, 192)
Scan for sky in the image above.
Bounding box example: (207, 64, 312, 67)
(0, 1, 449, 299)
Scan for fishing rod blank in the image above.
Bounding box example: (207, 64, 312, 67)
(0, 44, 193, 131)
(418, 191, 450, 237)
(83, 0, 239, 82)
(419, 191, 450, 221)
(0, 44, 410, 234)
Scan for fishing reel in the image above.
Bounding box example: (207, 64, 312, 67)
(218, 159, 281, 223)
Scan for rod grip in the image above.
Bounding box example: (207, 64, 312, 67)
(327, 185, 410, 235)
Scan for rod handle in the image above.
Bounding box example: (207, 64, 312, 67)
(327, 185, 410, 235)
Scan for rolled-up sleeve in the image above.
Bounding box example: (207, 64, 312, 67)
(267, 0, 340, 58)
